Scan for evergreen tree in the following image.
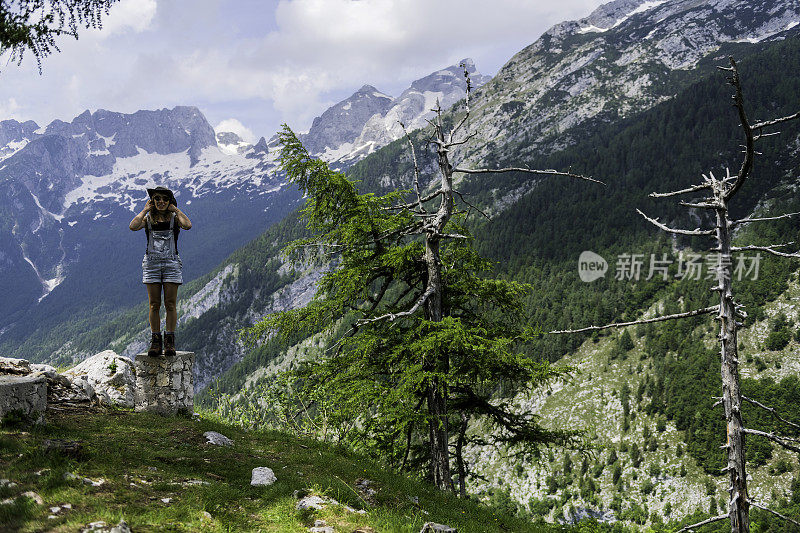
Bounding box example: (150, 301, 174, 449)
(244, 68, 601, 492)
(0, 0, 118, 70)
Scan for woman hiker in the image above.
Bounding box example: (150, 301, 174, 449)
(129, 186, 192, 357)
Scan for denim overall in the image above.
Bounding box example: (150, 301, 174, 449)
(141, 213, 183, 284)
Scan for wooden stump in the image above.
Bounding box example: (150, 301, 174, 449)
(134, 351, 194, 416)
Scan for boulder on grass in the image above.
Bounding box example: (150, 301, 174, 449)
(63, 351, 136, 408)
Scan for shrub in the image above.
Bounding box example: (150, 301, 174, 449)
(612, 464, 622, 484)
(765, 330, 791, 351)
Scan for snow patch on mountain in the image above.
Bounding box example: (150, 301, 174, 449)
(61, 145, 280, 215)
(736, 20, 799, 43)
(29, 191, 64, 223)
(0, 139, 29, 161)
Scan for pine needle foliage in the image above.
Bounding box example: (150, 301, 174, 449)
(0, 0, 119, 71)
(243, 125, 579, 489)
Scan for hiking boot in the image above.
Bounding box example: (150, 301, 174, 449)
(148, 332, 163, 357)
(164, 332, 176, 357)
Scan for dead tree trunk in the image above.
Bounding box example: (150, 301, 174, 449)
(548, 57, 800, 533)
(398, 64, 603, 492)
(715, 190, 749, 532)
(423, 97, 456, 491)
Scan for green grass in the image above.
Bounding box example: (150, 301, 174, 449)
(0, 408, 560, 532)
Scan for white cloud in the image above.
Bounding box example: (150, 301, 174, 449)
(169, 0, 609, 128)
(0, 0, 608, 137)
(96, 0, 158, 37)
(0, 98, 20, 120)
(215, 118, 256, 143)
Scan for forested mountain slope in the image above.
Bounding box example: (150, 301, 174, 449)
(202, 35, 800, 529)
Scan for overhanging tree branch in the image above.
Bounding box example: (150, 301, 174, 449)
(730, 244, 800, 258)
(636, 208, 716, 236)
(453, 166, 605, 185)
(749, 501, 800, 527)
(547, 306, 718, 335)
(742, 396, 800, 431)
(742, 428, 800, 453)
(677, 513, 729, 532)
(731, 211, 800, 227)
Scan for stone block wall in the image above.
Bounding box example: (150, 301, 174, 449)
(0, 375, 47, 424)
(134, 351, 194, 416)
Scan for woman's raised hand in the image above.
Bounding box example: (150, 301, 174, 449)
(144, 198, 153, 212)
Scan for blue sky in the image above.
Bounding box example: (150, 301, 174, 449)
(0, 0, 607, 142)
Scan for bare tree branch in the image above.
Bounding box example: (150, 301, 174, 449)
(355, 283, 436, 327)
(445, 131, 478, 148)
(742, 396, 800, 431)
(399, 120, 424, 211)
(636, 209, 716, 236)
(649, 182, 712, 198)
(742, 428, 800, 453)
(723, 57, 754, 202)
(749, 501, 800, 527)
(677, 513, 729, 532)
(454, 190, 490, 221)
(753, 131, 781, 141)
(548, 306, 719, 335)
(679, 201, 721, 209)
(752, 111, 800, 130)
(730, 244, 800, 258)
(731, 212, 800, 227)
(453, 166, 605, 185)
(448, 62, 472, 144)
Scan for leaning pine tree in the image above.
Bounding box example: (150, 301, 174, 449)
(551, 58, 800, 533)
(244, 67, 603, 492)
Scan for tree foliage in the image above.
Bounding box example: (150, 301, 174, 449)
(243, 124, 580, 490)
(0, 0, 118, 70)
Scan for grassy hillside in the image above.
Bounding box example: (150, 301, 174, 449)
(1, 408, 568, 533)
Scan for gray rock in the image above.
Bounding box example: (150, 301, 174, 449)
(250, 467, 277, 486)
(80, 520, 131, 533)
(0, 374, 47, 424)
(310, 519, 334, 533)
(0, 357, 32, 375)
(63, 350, 136, 408)
(420, 523, 457, 533)
(203, 431, 233, 446)
(296, 494, 328, 510)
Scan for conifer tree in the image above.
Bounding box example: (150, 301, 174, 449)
(245, 66, 603, 492)
(0, 0, 119, 71)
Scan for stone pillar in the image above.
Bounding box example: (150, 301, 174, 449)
(134, 351, 194, 416)
(0, 375, 47, 424)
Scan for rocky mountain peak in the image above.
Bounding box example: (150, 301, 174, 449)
(216, 131, 244, 145)
(304, 58, 491, 166)
(245, 136, 269, 159)
(463, 0, 800, 165)
(301, 84, 394, 154)
(0, 119, 39, 160)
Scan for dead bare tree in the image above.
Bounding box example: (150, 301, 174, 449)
(403, 64, 605, 490)
(550, 57, 800, 533)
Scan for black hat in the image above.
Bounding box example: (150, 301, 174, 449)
(147, 186, 177, 207)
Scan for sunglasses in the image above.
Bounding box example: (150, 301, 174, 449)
(153, 196, 170, 202)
